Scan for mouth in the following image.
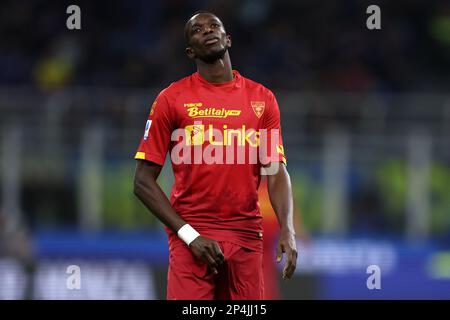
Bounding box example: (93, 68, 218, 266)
(204, 37, 220, 46)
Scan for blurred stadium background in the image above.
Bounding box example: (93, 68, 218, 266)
(1, 0, 450, 299)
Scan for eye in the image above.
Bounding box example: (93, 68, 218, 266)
(193, 27, 201, 34)
(211, 23, 219, 28)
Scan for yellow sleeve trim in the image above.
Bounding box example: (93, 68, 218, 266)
(277, 145, 287, 165)
(135, 152, 146, 160)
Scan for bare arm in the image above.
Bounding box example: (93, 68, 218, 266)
(133, 160, 224, 273)
(133, 160, 186, 232)
(265, 162, 298, 279)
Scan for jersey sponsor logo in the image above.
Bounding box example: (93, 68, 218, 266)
(184, 102, 203, 108)
(184, 124, 259, 147)
(184, 124, 205, 145)
(184, 102, 241, 119)
(251, 101, 265, 118)
(170, 122, 282, 165)
(144, 120, 152, 140)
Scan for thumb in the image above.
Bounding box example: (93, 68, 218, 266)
(276, 244, 283, 263)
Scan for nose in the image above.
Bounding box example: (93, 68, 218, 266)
(203, 26, 213, 35)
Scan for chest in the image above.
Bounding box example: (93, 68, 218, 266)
(172, 90, 266, 130)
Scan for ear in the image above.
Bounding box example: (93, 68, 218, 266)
(226, 34, 232, 48)
(185, 46, 195, 59)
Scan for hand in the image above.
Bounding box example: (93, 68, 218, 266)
(189, 236, 225, 275)
(276, 230, 298, 280)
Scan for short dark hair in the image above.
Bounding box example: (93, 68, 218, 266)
(184, 11, 222, 45)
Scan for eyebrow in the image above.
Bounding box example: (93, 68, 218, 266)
(190, 18, 221, 29)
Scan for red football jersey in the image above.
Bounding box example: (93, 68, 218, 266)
(135, 70, 286, 252)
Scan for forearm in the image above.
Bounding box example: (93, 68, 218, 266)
(267, 164, 296, 235)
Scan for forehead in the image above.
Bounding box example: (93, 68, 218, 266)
(188, 13, 222, 27)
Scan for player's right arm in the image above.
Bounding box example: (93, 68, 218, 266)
(133, 161, 224, 274)
(134, 160, 185, 232)
(133, 90, 224, 273)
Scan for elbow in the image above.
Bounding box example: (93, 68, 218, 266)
(133, 162, 160, 200)
(133, 181, 140, 198)
(133, 171, 157, 200)
(133, 175, 145, 198)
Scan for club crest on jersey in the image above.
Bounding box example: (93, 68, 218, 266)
(144, 120, 152, 140)
(251, 101, 265, 118)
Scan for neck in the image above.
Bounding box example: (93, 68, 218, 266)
(196, 51, 233, 83)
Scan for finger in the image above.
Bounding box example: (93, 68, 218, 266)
(282, 262, 294, 279)
(283, 250, 297, 279)
(209, 265, 218, 275)
(276, 244, 284, 263)
(212, 243, 225, 264)
(282, 255, 293, 279)
(282, 258, 291, 279)
(206, 244, 224, 266)
(283, 263, 295, 279)
(202, 251, 219, 274)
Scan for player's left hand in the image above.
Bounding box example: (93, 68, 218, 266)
(276, 230, 298, 280)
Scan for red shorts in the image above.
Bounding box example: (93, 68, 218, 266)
(167, 240, 264, 300)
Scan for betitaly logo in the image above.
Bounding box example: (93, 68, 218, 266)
(184, 102, 241, 119)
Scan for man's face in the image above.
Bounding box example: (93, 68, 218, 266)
(185, 13, 231, 63)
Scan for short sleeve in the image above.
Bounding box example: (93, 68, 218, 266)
(261, 90, 287, 165)
(134, 90, 174, 166)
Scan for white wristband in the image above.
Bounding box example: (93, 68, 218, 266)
(177, 224, 200, 246)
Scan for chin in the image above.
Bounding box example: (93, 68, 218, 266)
(199, 47, 228, 63)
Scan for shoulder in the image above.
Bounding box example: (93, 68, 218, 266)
(157, 73, 196, 101)
(240, 73, 276, 99)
